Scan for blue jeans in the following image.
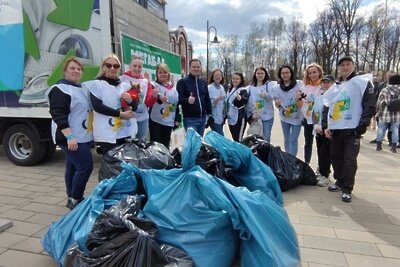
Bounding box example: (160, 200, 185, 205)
(59, 142, 93, 200)
(281, 121, 301, 156)
(210, 123, 224, 136)
(136, 119, 149, 140)
(377, 121, 400, 144)
(184, 117, 206, 136)
(262, 118, 274, 143)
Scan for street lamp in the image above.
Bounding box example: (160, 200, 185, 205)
(206, 20, 220, 81)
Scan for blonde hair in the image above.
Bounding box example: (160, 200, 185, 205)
(155, 63, 171, 82)
(97, 54, 121, 77)
(303, 63, 323, 85)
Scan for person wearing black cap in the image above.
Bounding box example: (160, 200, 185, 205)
(321, 56, 376, 202)
(375, 74, 400, 152)
(312, 75, 335, 186)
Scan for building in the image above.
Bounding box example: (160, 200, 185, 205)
(169, 26, 194, 76)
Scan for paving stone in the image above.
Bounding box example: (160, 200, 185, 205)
(335, 229, 400, 245)
(300, 247, 347, 266)
(20, 203, 67, 216)
(0, 196, 29, 206)
(0, 188, 32, 198)
(31, 196, 65, 205)
(376, 244, 400, 259)
(0, 248, 6, 254)
(0, 233, 27, 248)
(0, 209, 35, 220)
(308, 263, 336, 267)
(5, 220, 47, 236)
(32, 227, 49, 238)
(26, 213, 61, 226)
(292, 224, 336, 238)
(363, 222, 400, 235)
(298, 215, 365, 231)
(11, 237, 43, 253)
(0, 250, 55, 267)
(0, 204, 17, 213)
(0, 219, 12, 233)
(345, 253, 400, 267)
(303, 235, 381, 256)
(0, 181, 27, 189)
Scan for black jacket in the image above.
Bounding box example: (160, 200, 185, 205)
(322, 72, 375, 131)
(177, 74, 211, 118)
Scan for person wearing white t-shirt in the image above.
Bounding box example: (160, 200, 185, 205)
(274, 65, 304, 156)
(207, 69, 226, 136)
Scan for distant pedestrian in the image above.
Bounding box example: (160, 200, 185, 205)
(375, 74, 400, 153)
(208, 69, 226, 136)
(46, 57, 93, 210)
(273, 65, 303, 156)
(177, 59, 212, 136)
(322, 56, 375, 202)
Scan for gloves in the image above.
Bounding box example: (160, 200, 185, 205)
(205, 116, 215, 128)
(355, 125, 367, 136)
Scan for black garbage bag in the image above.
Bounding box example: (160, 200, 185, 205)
(171, 143, 225, 178)
(64, 196, 194, 267)
(160, 244, 194, 267)
(98, 141, 175, 181)
(242, 135, 317, 191)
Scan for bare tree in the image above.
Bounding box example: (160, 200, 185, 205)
(285, 17, 308, 77)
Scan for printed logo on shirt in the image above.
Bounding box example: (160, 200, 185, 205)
(331, 98, 351, 121)
(255, 99, 265, 110)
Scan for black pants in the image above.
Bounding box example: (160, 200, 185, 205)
(330, 129, 360, 194)
(303, 121, 314, 163)
(149, 118, 173, 149)
(316, 133, 331, 177)
(229, 116, 247, 142)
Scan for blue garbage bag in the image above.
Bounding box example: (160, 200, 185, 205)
(125, 129, 240, 267)
(204, 131, 283, 206)
(41, 170, 137, 267)
(215, 179, 300, 267)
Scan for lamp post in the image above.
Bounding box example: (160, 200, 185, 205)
(206, 20, 220, 81)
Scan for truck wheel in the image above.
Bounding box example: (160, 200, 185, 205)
(40, 142, 57, 163)
(2, 124, 45, 166)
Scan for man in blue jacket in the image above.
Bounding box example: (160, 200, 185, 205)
(177, 58, 212, 136)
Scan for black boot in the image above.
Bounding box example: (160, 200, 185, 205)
(376, 142, 382, 151)
(390, 143, 397, 153)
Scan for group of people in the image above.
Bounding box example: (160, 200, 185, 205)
(47, 53, 389, 208)
(46, 54, 180, 209)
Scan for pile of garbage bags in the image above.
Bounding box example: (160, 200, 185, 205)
(42, 129, 301, 267)
(242, 135, 318, 191)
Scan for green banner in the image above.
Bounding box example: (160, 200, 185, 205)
(121, 33, 181, 75)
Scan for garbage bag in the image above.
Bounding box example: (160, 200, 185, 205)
(215, 179, 300, 267)
(65, 196, 194, 267)
(98, 141, 175, 181)
(242, 135, 317, 191)
(204, 131, 283, 206)
(125, 129, 240, 267)
(42, 170, 137, 267)
(171, 143, 225, 177)
(160, 244, 194, 267)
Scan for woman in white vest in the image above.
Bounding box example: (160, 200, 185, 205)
(84, 54, 135, 155)
(149, 63, 180, 148)
(46, 57, 93, 210)
(226, 72, 249, 142)
(299, 63, 323, 163)
(120, 55, 159, 140)
(274, 65, 304, 156)
(246, 66, 277, 143)
(208, 69, 226, 136)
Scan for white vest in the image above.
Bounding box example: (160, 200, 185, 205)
(274, 82, 303, 125)
(150, 83, 179, 127)
(248, 82, 276, 121)
(208, 83, 226, 124)
(226, 86, 248, 125)
(47, 84, 94, 143)
(119, 75, 149, 122)
(83, 80, 127, 143)
(324, 74, 372, 129)
(300, 84, 321, 124)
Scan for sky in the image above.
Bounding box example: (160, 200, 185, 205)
(165, 0, 394, 58)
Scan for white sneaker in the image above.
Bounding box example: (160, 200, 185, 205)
(317, 175, 330, 187)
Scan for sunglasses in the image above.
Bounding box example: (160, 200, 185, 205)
(104, 63, 120, 69)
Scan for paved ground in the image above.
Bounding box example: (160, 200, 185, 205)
(0, 123, 399, 267)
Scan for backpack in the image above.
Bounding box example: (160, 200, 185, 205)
(387, 91, 400, 112)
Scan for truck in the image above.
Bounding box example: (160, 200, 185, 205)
(0, 0, 182, 166)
